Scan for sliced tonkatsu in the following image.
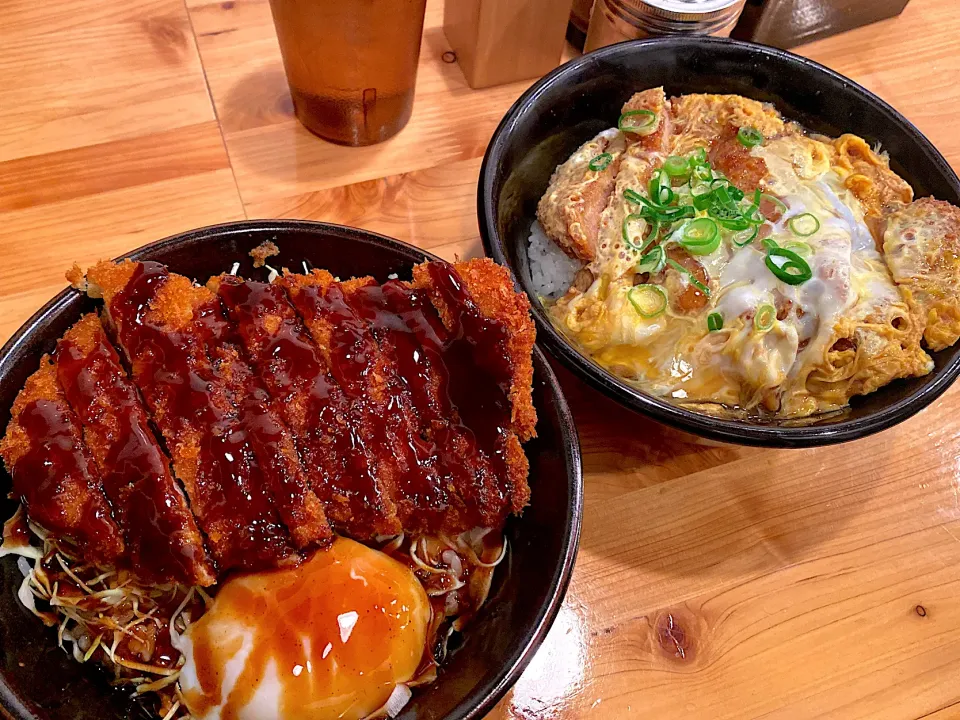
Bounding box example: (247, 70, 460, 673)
(0, 356, 124, 564)
(55, 314, 216, 585)
(212, 274, 396, 539)
(344, 275, 511, 532)
(84, 260, 305, 571)
(410, 258, 535, 517)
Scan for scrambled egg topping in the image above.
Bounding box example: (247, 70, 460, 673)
(538, 90, 951, 420)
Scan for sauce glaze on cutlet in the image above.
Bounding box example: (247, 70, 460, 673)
(217, 277, 394, 539)
(56, 314, 216, 585)
(108, 261, 296, 571)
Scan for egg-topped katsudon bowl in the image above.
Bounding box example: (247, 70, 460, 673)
(0, 221, 582, 720)
(480, 37, 960, 448)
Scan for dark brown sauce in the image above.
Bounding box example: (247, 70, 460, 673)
(56, 332, 211, 584)
(218, 279, 388, 536)
(110, 262, 293, 571)
(15, 399, 122, 559)
(2, 506, 31, 548)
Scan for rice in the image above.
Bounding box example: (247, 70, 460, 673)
(526, 221, 580, 299)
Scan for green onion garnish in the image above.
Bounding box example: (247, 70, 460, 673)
(765, 247, 813, 285)
(761, 193, 788, 215)
(788, 213, 820, 237)
(588, 152, 613, 172)
(737, 127, 764, 148)
(707, 312, 724, 332)
(623, 188, 645, 206)
(691, 148, 708, 165)
(621, 212, 649, 250)
(782, 240, 813, 256)
(662, 155, 690, 178)
(732, 226, 760, 247)
(648, 170, 674, 206)
(680, 218, 720, 255)
(628, 284, 668, 318)
(754, 303, 776, 331)
(666, 258, 711, 297)
(618, 109, 658, 135)
(637, 245, 665, 274)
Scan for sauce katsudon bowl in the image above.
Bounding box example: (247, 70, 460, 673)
(479, 36, 960, 448)
(0, 221, 582, 720)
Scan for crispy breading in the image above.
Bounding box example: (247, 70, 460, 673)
(411, 258, 535, 515)
(0, 356, 124, 563)
(279, 270, 403, 538)
(86, 260, 307, 571)
(214, 274, 394, 539)
(55, 314, 216, 585)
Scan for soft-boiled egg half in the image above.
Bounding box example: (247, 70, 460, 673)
(175, 538, 431, 720)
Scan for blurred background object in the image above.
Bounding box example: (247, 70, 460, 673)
(731, 0, 911, 49)
(268, 0, 428, 146)
(443, 0, 575, 88)
(584, 0, 746, 51)
(567, 0, 594, 50)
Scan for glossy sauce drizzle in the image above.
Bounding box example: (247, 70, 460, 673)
(56, 327, 212, 585)
(15, 398, 123, 559)
(218, 279, 386, 535)
(110, 262, 292, 570)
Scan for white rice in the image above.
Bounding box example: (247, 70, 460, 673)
(527, 221, 581, 299)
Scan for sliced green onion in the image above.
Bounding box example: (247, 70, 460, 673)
(588, 152, 613, 171)
(618, 109, 658, 135)
(691, 185, 715, 210)
(693, 163, 713, 181)
(648, 170, 674, 206)
(623, 187, 645, 206)
(737, 127, 764, 148)
(663, 155, 690, 178)
(761, 237, 779, 251)
(628, 284, 667, 318)
(666, 258, 711, 297)
(622, 212, 649, 250)
(707, 312, 724, 332)
(754, 303, 776, 331)
(691, 148, 708, 165)
(783, 240, 813, 256)
(788, 213, 820, 237)
(680, 218, 720, 255)
(765, 247, 813, 285)
(636, 245, 665, 274)
(732, 226, 760, 247)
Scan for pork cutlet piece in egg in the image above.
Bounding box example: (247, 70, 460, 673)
(0, 355, 125, 565)
(411, 258, 535, 516)
(85, 260, 304, 572)
(883, 197, 960, 351)
(54, 313, 216, 586)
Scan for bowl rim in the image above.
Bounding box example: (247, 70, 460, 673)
(478, 35, 960, 448)
(0, 219, 584, 720)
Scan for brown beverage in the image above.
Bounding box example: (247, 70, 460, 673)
(268, 0, 428, 146)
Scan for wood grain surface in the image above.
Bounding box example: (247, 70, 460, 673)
(1, 0, 959, 717)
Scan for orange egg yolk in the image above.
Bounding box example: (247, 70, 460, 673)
(177, 537, 430, 720)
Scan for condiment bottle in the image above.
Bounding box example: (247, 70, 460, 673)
(584, 0, 746, 51)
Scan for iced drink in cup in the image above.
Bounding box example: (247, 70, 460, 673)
(268, 0, 428, 146)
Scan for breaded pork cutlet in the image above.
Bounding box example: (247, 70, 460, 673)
(279, 270, 408, 538)
(0, 357, 124, 564)
(410, 258, 535, 516)
(55, 314, 216, 586)
(211, 274, 394, 539)
(344, 276, 510, 532)
(85, 260, 303, 571)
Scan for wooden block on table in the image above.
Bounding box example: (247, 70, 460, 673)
(443, 0, 574, 89)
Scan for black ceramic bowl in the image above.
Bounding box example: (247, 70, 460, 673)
(479, 36, 960, 448)
(0, 221, 583, 720)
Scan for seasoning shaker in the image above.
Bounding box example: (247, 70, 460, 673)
(584, 0, 747, 51)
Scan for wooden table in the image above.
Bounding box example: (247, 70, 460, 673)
(2, 0, 960, 717)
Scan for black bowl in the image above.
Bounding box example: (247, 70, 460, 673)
(479, 36, 960, 448)
(0, 221, 583, 720)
